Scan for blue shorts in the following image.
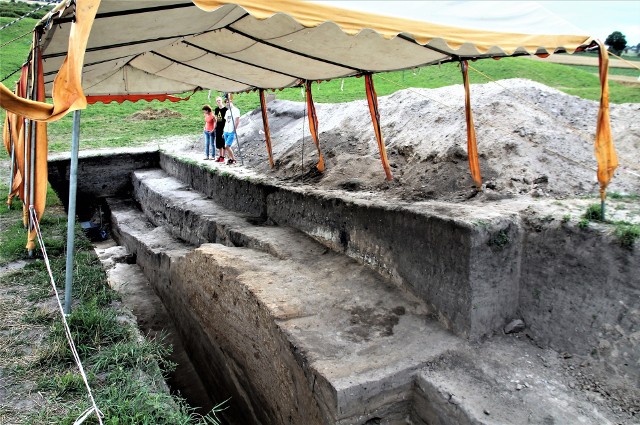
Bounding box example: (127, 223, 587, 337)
(224, 132, 235, 147)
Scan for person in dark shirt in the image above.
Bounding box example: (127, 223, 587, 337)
(213, 96, 227, 162)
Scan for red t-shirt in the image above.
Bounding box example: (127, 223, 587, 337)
(204, 113, 215, 132)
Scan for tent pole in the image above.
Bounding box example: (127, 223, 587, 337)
(23, 117, 29, 221)
(23, 63, 32, 228)
(64, 110, 81, 315)
(227, 100, 244, 166)
(27, 47, 41, 257)
(8, 133, 15, 209)
(28, 117, 36, 257)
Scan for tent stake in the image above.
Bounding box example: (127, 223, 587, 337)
(64, 110, 81, 315)
(601, 199, 606, 222)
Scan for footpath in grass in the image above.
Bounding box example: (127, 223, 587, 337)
(0, 181, 221, 424)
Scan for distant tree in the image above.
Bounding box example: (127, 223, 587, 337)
(604, 31, 627, 56)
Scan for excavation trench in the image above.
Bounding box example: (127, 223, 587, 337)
(47, 148, 639, 425)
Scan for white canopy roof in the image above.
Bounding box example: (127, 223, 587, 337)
(37, 0, 594, 98)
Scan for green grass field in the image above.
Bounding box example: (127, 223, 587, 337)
(1, 15, 640, 155)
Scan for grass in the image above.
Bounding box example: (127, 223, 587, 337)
(566, 65, 640, 78)
(488, 230, 510, 250)
(0, 1, 49, 20)
(582, 203, 640, 249)
(0, 179, 221, 424)
(614, 224, 640, 249)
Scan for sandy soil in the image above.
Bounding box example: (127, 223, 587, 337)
(168, 78, 639, 225)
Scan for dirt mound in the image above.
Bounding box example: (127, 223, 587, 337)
(232, 78, 639, 203)
(128, 107, 183, 121)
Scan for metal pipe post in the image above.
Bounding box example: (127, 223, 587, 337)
(28, 118, 36, 257)
(64, 110, 81, 315)
(228, 105, 244, 165)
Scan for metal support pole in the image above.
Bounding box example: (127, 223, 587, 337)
(228, 105, 244, 166)
(64, 110, 81, 315)
(28, 118, 36, 257)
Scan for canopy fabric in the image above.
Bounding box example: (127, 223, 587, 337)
(28, 0, 594, 100)
(0, 0, 616, 253)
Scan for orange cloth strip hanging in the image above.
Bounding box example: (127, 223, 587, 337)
(460, 60, 482, 190)
(259, 89, 275, 168)
(3, 82, 23, 206)
(364, 74, 393, 181)
(0, 0, 100, 122)
(594, 40, 618, 201)
(2, 114, 15, 206)
(305, 81, 325, 172)
(4, 66, 29, 220)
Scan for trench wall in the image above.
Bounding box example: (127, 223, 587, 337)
(157, 151, 640, 370)
(48, 150, 639, 366)
(48, 149, 159, 219)
(518, 220, 640, 381)
(159, 153, 520, 339)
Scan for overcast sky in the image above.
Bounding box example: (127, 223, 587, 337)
(314, 1, 640, 45)
(541, 1, 640, 44)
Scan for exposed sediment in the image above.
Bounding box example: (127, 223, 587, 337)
(48, 149, 639, 424)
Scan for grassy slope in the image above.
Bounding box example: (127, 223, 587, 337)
(2, 16, 639, 155)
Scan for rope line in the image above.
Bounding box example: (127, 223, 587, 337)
(28, 206, 104, 425)
(377, 73, 595, 171)
(466, 62, 640, 174)
(607, 50, 640, 71)
(1, 67, 22, 84)
(0, 29, 32, 49)
(378, 67, 638, 177)
(0, 2, 56, 32)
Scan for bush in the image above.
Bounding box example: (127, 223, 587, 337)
(614, 224, 640, 250)
(583, 204, 603, 222)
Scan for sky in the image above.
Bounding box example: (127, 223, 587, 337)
(541, 1, 640, 44)
(314, 1, 640, 45)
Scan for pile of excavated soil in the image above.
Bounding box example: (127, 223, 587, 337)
(128, 107, 183, 121)
(205, 78, 639, 204)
